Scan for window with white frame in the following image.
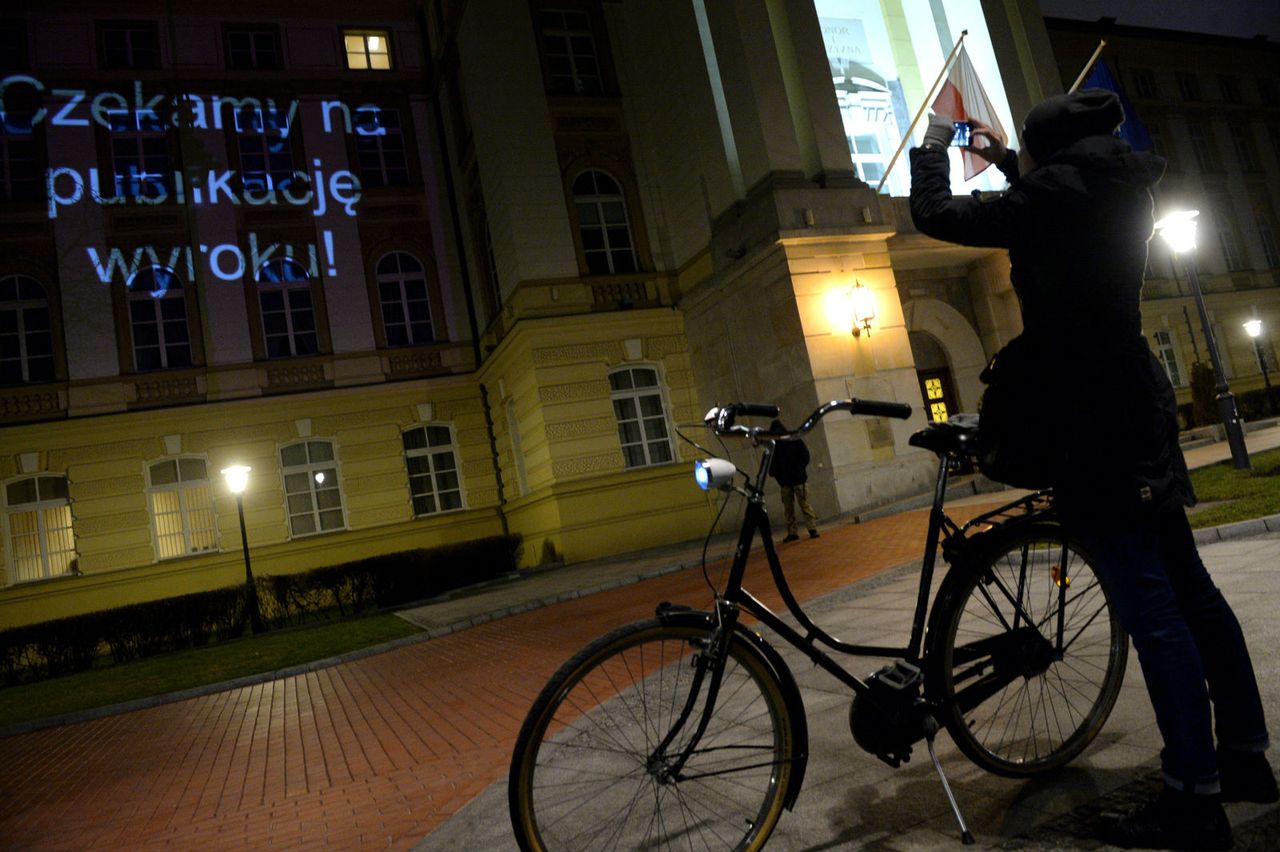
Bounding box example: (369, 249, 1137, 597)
(354, 106, 409, 187)
(1152, 329, 1186, 387)
(107, 108, 170, 198)
(4, 474, 75, 583)
(127, 267, 192, 371)
(235, 105, 296, 193)
(377, 252, 433, 346)
(609, 366, 674, 469)
(0, 107, 38, 201)
(0, 274, 54, 384)
(280, 440, 345, 536)
(403, 425, 463, 516)
(256, 258, 318, 357)
(343, 29, 392, 70)
(573, 170, 638, 275)
(539, 9, 603, 95)
(147, 457, 217, 559)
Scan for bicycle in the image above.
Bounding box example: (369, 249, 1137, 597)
(509, 398, 1129, 850)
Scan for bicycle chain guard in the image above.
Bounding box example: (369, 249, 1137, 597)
(849, 660, 938, 768)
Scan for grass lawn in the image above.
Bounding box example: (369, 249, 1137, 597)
(1186, 446, 1280, 529)
(0, 613, 421, 730)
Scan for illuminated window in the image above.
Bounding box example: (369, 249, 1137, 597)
(354, 107, 409, 187)
(924, 378, 949, 422)
(235, 105, 296, 193)
(539, 10, 602, 95)
(1152, 330, 1185, 387)
(108, 109, 170, 198)
(376, 252, 434, 346)
(0, 275, 53, 385)
(147, 458, 217, 559)
(226, 27, 279, 69)
(3, 475, 75, 584)
(280, 440, 345, 536)
(573, 170, 637, 275)
(343, 29, 392, 70)
(256, 258, 318, 358)
(0, 107, 38, 201)
(100, 22, 160, 69)
(609, 366, 673, 469)
(402, 425, 464, 516)
(127, 267, 192, 371)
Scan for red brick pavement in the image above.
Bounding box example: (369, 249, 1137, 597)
(0, 502, 1001, 850)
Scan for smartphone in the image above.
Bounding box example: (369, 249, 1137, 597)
(950, 121, 972, 147)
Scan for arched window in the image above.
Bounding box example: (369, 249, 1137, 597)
(402, 424, 463, 515)
(127, 267, 192, 371)
(4, 474, 75, 583)
(256, 258, 318, 358)
(279, 439, 345, 536)
(572, 170, 638, 275)
(0, 275, 53, 384)
(146, 457, 217, 559)
(608, 366, 673, 469)
(376, 252, 434, 346)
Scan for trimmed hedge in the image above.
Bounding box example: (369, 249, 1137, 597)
(0, 534, 522, 685)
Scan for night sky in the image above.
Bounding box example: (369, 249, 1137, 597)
(1038, 0, 1280, 41)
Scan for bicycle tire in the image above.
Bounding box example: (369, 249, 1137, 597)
(509, 618, 795, 851)
(925, 522, 1128, 777)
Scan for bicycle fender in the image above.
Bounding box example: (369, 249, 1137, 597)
(655, 607, 810, 811)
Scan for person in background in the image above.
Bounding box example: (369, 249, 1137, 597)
(908, 90, 1275, 851)
(769, 419, 820, 542)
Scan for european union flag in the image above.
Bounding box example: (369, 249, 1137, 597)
(1082, 57, 1153, 151)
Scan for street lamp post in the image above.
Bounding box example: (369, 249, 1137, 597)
(1154, 210, 1250, 470)
(1244, 318, 1276, 417)
(221, 464, 265, 633)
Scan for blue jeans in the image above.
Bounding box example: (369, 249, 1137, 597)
(1070, 506, 1269, 794)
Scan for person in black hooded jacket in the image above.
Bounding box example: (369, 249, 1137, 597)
(910, 90, 1274, 851)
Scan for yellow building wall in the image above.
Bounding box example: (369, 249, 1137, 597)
(0, 377, 504, 628)
(481, 308, 719, 567)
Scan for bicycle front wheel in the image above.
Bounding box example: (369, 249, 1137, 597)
(926, 523, 1128, 777)
(509, 618, 795, 851)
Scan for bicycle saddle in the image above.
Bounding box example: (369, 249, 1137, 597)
(908, 413, 980, 458)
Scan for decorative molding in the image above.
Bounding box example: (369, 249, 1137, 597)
(17, 452, 39, 474)
(551, 453, 623, 478)
(0, 389, 64, 420)
(539, 380, 611, 403)
(265, 363, 327, 390)
(532, 341, 619, 365)
(545, 418, 615, 440)
(162, 434, 182, 455)
(134, 375, 201, 404)
(622, 338, 642, 360)
(415, 402, 434, 422)
(295, 418, 312, 438)
(590, 279, 651, 306)
(387, 350, 444, 377)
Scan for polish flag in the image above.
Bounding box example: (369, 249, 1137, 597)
(931, 46, 1007, 180)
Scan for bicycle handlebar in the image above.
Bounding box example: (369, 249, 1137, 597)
(704, 398, 911, 439)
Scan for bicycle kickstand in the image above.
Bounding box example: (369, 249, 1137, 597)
(926, 733, 975, 845)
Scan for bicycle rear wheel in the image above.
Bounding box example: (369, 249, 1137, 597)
(509, 618, 795, 851)
(926, 523, 1127, 777)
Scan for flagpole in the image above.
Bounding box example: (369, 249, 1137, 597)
(1068, 40, 1107, 93)
(876, 29, 968, 194)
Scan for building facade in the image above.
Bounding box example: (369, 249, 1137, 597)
(2, 1, 1276, 628)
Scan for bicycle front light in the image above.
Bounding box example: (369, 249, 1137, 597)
(694, 458, 736, 491)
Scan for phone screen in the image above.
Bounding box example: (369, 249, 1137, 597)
(950, 121, 972, 147)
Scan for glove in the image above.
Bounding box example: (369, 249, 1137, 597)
(922, 114, 954, 149)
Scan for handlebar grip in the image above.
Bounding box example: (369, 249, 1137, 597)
(736, 403, 780, 419)
(851, 399, 912, 420)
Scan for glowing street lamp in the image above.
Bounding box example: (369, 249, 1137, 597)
(1154, 210, 1250, 469)
(221, 465, 265, 633)
(1244, 318, 1276, 416)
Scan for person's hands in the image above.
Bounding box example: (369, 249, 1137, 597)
(966, 118, 1008, 164)
(922, 113, 954, 149)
